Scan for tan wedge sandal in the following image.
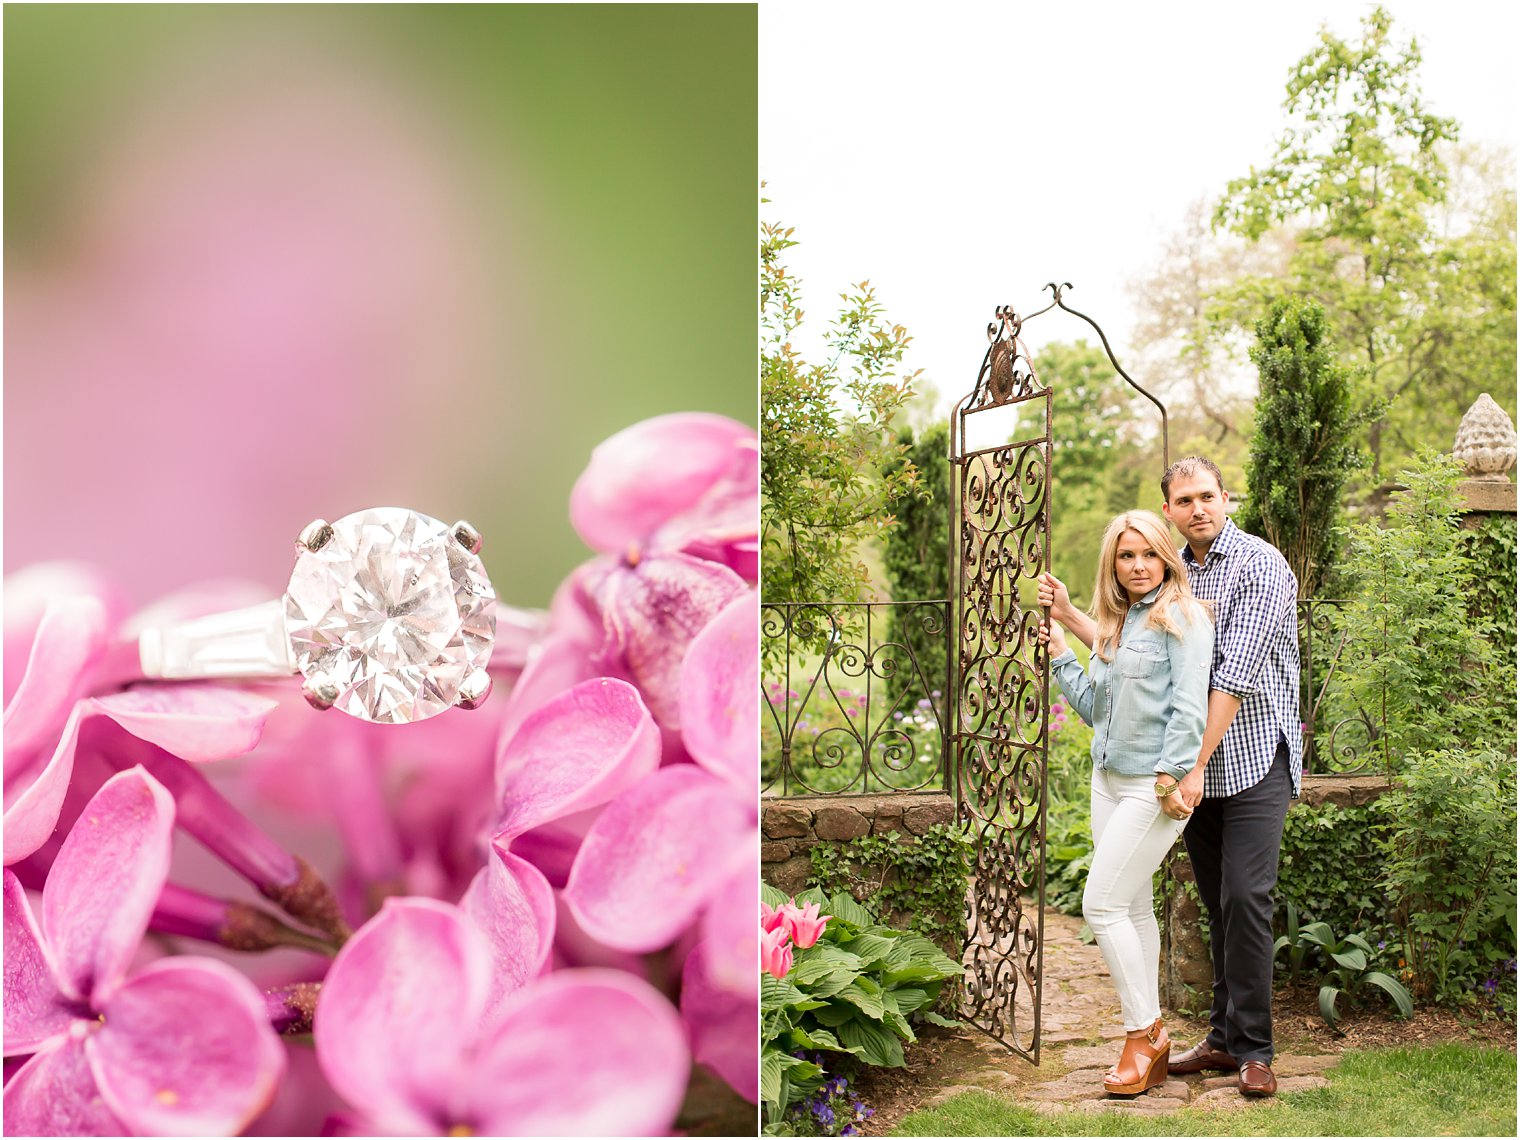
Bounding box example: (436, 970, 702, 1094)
(1103, 1017, 1170, 1096)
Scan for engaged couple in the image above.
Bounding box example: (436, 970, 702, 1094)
(1038, 455, 1301, 1099)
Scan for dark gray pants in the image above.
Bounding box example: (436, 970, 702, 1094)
(1181, 743, 1291, 1064)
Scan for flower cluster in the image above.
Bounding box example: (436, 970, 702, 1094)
(783, 1055, 874, 1137)
(760, 897, 831, 979)
(3, 412, 759, 1134)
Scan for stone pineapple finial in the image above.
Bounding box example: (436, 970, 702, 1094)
(1452, 394, 1517, 482)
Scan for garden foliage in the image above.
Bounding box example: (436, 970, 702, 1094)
(1213, 6, 1516, 476)
(1236, 296, 1376, 597)
(760, 216, 923, 635)
(808, 824, 973, 948)
(760, 885, 961, 1134)
(881, 421, 952, 691)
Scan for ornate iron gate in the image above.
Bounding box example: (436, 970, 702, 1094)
(948, 307, 1053, 1061)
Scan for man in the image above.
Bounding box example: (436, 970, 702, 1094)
(1158, 456, 1300, 1097)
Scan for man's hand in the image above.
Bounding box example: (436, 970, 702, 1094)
(1177, 766, 1205, 809)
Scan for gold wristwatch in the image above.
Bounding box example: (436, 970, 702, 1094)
(1154, 778, 1178, 797)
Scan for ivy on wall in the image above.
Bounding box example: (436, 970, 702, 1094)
(807, 824, 972, 948)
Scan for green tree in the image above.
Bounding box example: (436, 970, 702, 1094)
(1236, 296, 1376, 597)
(1213, 7, 1516, 476)
(760, 218, 923, 617)
(881, 421, 952, 693)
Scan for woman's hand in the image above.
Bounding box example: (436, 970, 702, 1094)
(1037, 572, 1075, 625)
(1037, 617, 1068, 658)
(1156, 779, 1192, 819)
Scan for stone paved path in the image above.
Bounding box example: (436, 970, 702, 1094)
(918, 909, 1338, 1118)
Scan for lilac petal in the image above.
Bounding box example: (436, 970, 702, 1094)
(2, 1035, 126, 1136)
(564, 766, 756, 952)
(495, 630, 598, 769)
(569, 413, 755, 553)
(314, 898, 493, 1135)
(550, 891, 646, 975)
(591, 552, 748, 728)
(681, 943, 760, 1103)
(506, 807, 597, 890)
(699, 864, 760, 1002)
(2, 703, 87, 867)
(90, 957, 285, 1136)
(494, 678, 659, 841)
(3, 596, 108, 779)
(679, 590, 759, 789)
(651, 438, 760, 567)
(466, 969, 689, 1137)
(90, 685, 278, 762)
(3, 563, 126, 708)
(43, 766, 175, 1001)
(461, 840, 556, 1015)
(3, 871, 73, 1054)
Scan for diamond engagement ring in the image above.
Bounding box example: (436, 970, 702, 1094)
(137, 507, 512, 725)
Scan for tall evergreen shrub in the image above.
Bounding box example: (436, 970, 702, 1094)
(1238, 296, 1374, 597)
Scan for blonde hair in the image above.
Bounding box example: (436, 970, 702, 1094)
(1089, 510, 1209, 662)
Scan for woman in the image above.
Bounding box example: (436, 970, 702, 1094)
(1037, 510, 1212, 1096)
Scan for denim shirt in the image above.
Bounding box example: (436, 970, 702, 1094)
(1050, 587, 1213, 781)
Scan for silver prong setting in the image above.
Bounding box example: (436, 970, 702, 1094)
(302, 674, 341, 711)
(457, 668, 492, 710)
(452, 520, 482, 555)
(297, 520, 334, 553)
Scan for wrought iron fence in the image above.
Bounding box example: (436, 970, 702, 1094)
(1298, 598, 1383, 776)
(760, 596, 1380, 794)
(761, 600, 950, 795)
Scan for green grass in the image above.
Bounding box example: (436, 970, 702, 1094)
(890, 1044, 1517, 1136)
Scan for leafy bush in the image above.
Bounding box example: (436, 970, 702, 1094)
(1378, 748, 1518, 1005)
(760, 885, 962, 1133)
(808, 825, 972, 948)
(1331, 452, 1514, 770)
(1276, 801, 1389, 939)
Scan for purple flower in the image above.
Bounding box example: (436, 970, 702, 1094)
(3, 768, 284, 1134)
(917, 698, 932, 710)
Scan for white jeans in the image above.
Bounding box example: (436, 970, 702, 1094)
(1084, 766, 1189, 1031)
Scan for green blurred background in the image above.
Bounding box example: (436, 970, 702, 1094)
(4, 4, 756, 606)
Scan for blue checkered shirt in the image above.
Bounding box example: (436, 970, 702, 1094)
(1180, 518, 1302, 798)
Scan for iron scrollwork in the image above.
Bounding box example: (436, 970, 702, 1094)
(949, 307, 1053, 1062)
(761, 601, 951, 796)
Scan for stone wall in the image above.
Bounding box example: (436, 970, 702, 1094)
(1160, 775, 1392, 1009)
(761, 792, 956, 896)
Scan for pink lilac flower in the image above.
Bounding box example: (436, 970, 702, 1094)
(3, 408, 761, 1129)
(313, 897, 687, 1135)
(3, 767, 284, 1135)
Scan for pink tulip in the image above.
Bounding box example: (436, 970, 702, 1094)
(761, 925, 794, 980)
(780, 900, 831, 949)
(761, 901, 787, 934)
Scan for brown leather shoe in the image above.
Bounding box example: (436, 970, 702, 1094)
(1168, 1040, 1239, 1074)
(1103, 1018, 1170, 1096)
(1239, 1060, 1277, 1097)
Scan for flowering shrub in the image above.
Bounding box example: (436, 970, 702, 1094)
(760, 885, 961, 1133)
(2, 413, 759, 1135)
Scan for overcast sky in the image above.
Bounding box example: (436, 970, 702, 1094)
(760, 0, 1517, 416)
